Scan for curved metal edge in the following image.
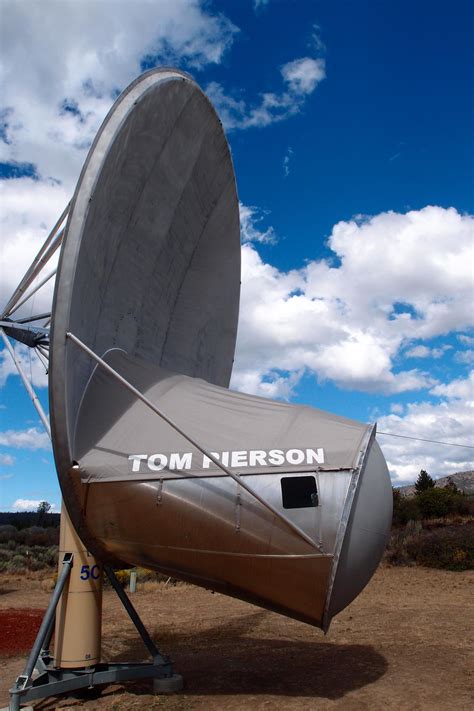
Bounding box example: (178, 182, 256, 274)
(50, 68, 196, 480)
(71, 347, 127, 455)
(49, 67, 240, 557)
(320, 423, 377, 633)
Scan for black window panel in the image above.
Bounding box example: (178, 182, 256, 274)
(281, 476, 318, 509)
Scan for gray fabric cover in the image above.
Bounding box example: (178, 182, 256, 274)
(74, 350, 370, 482)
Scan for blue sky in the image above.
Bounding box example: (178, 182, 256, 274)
(1, 0, 473, 511)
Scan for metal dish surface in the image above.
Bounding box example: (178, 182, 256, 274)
(49, 68, 240, 542)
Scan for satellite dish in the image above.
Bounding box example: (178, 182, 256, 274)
(46, 67, 392, 632)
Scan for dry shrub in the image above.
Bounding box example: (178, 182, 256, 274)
(386, 519, 474, 571)
(141, 580, 166, 593)
(385, 520, 422, 567)
(107, 567, 186, 591)
(40, 577, 56, 592)
(406, 521, 474, 571)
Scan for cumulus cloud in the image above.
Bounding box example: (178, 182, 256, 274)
(232, 206, 474, 396)
(12, 499, 57, 512)
(0, 0, 237, 184)
(231, 368, 302, 401)
(0, 0, 238, 369)
(0, 178, 68, 317)
(454, 349, 474, 365)
(430, 371, 474, 400)
(207, 57, 325, 129)
(0, 427, 51, 450)
(377, 373, 474, 483)
(0, 0, 238, 336)
(405, 344, 450, 359)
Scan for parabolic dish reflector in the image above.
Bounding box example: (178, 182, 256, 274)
(50, 68, 240, 536)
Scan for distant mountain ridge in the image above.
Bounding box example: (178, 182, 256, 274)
(397, 471, 474, 497)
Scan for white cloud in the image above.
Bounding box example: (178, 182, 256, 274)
(231, 368, 302, 400)
(232, 206, 474, 395)
(454, 349, 474, 365)
(0, 1, 238, 327)
(281, 57, 326, 95)
(0, 178, 68, 317)
(0, 453, 15, 467)
(283, 146, 293, 177)
(0, 341, 49, 389)
(458, 334, 474, 346)
(207, 57, 325, 130)
(378, 404, 474, 484)
(377, 371, 474, 483)
(0, 1, 237, 184)
(404, 345, 431, 358)
(12, 498, 57, 512)
(430, 371, 474, 400)
(239, 203, 277, 244)
(405, 344, 449, 359)
(0, 427, 51, 450)
(311, 24, 326, 54)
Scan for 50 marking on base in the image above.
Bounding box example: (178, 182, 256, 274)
(80, 564, 101, 580)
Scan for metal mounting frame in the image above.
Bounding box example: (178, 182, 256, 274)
(8, 559, 182, 710)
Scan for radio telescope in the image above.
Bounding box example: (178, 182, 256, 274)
(1, 67, 392, 707)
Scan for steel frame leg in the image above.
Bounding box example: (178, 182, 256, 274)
(8, 558, 182, 710)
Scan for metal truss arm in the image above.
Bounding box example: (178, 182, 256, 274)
(2, 202, 69, 318)
(0, 328, 51, 437)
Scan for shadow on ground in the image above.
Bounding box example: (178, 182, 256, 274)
(62, 610, 386, 704)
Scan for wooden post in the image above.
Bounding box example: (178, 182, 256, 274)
(54, 504, 102, 668)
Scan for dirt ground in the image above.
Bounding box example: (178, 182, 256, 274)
(1, 566, 473, 710)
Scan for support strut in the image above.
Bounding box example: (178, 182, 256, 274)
(7, 559, 182, 710)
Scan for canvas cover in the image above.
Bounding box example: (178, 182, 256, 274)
(73, 350, 370, 483)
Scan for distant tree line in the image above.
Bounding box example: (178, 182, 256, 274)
(392, 470, 470, 525)
(0, 507, 60, 530)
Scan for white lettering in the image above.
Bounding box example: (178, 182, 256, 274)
(249, 450, 267, 467)
(129, 447, 326, 472)
(286, 448, 305, 465)
(203, 452, 220, 468)
(268, 449, 285, 465)
(306, 448, 325, 465)
(128, 454, 147, 472)
(231, 450, 248, 467)
(148, 454, 168, 471)
(169, 452, 192, 470)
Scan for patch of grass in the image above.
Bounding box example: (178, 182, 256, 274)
(110, 567, 184, 590)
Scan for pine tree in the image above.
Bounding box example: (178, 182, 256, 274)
(414, 469, 435, 494)
(36, 500, 51, 526)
